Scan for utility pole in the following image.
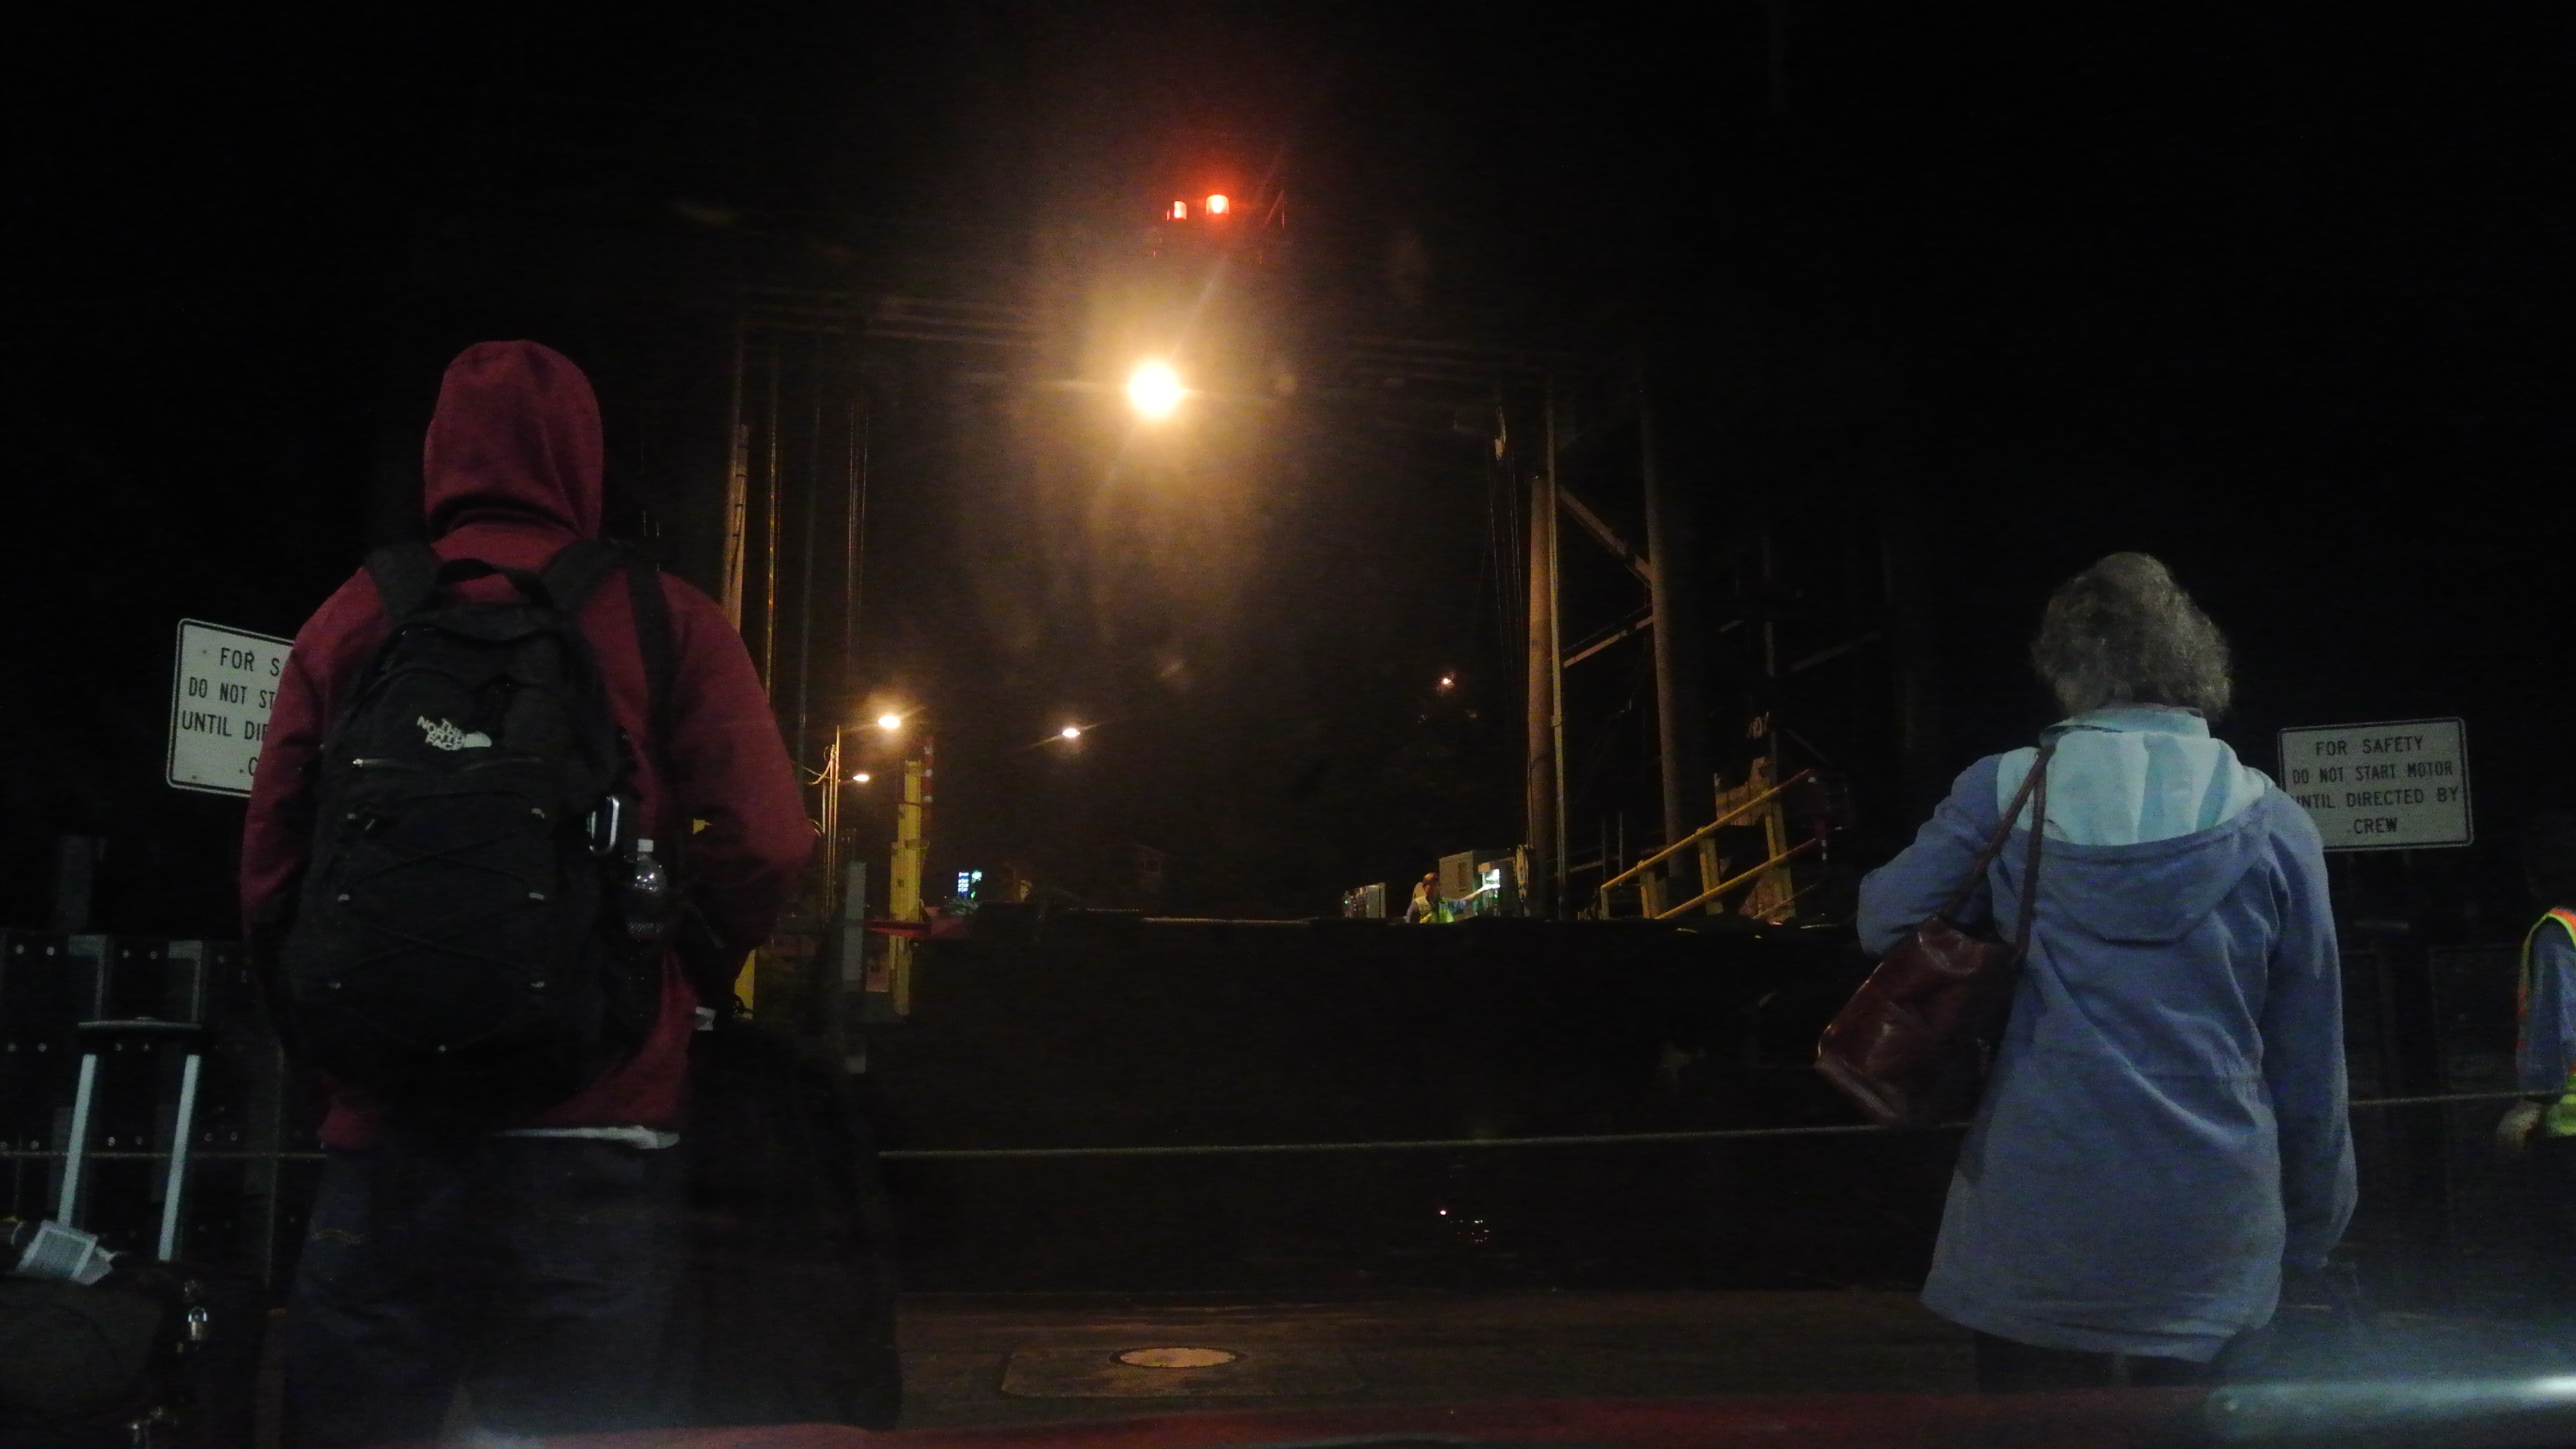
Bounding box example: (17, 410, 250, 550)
(1525, 387, 1564, 918)
(1639, 373, 1709, 899)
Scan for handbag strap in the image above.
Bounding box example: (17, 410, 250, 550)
(1937, 739, 2059, 924)
(2007, 747, 2051, 960)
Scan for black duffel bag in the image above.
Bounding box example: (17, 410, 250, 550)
(667, 1015, 903, 1430)
(0, 1257, 264, 1449)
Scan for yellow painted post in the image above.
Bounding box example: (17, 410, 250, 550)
(1702, 769, 1760, 920)
(1740, 757, 1800, 923)
(888, 753, 927, 1016)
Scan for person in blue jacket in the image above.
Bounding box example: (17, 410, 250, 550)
(1858, 552, 2355, 1391)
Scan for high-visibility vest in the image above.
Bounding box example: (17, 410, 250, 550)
(2517, 908, 2576, 1135)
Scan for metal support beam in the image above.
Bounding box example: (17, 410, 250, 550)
(1562, 610, 1654, 669)
(1639, 376, 1709, 903)
(760, 339, 782, 694)
(1558, 488, 1653, 584)
(1789, 631, 1884, 676)
(1525, 392, 1564, 920)
(720, 323, 749, 630)
(1547, 389, 1568, 914)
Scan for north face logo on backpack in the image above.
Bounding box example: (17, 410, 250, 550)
(418, 716, 493, 751)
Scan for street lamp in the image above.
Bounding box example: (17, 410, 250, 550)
(1127, 360, 1184, 421)
(850, 771, 871, 784)
(1060, 724, 1083, 741)
(877, 712, 904, 732)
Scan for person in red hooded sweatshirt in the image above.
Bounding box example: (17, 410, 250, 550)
(241, 341, 811, 1446)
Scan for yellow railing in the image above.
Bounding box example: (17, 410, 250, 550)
(1651, 836, 1823, 919)
(1592, 767, 1816, 920)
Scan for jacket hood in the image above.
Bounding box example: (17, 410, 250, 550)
(422, 341, 602, 539)
(2037, 792, 2295, 945)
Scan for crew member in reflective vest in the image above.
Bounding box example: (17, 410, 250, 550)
(2500, 815, 2576, 1169)
(1405, 871, 1450, 924)
(2505, 908, 2576, 1144)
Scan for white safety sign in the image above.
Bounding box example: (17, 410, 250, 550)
(167, 619, 292, 796)
(2277, 716, 2471, 851)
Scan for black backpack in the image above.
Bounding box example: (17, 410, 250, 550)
(274, 539, 678, 1132)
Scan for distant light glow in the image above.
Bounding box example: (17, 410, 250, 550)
(1204, 193, 1230, 217)
(876, 712, 903, 731)
(1061, 724, 1083, 740)
(851, 771, 871, 784)
(1119, 1348, 1238, 1370)
(1128, 360, 1183, 419)
(1170, 201, 1189, 220)
(1438, 674, 1456, 690)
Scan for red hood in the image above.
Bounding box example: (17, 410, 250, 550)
(423, 340, 603, 539)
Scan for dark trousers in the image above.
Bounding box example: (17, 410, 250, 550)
(1973, 1331, 2214, 1392)
(286, 1133, 684, 1448)
(2534, 1137, 2576, 1246)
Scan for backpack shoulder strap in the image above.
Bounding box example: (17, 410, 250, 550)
(539, 538, 625, 615)
(623, 549, 679, 766)
(364, 543, 442, 620)
(618, 547, 734, 1010)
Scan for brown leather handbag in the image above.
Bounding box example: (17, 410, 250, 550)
(1816, 741, 2055, 1128)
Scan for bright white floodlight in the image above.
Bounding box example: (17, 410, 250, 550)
(877, 712, 904, 731)
(1127, 360, 1183, 419)
(1061, 724, 1083, 740)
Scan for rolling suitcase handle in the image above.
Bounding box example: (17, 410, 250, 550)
(61, 1018, 205, 1259)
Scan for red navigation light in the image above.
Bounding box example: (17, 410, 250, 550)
(1205, 193, 1230, 217)
(1169, 201, 1189, 221)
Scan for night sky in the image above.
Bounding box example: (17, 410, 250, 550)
(9, 7, 2573, 933)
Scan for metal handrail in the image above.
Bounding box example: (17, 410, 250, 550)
(1656, 836, 1824, 920)
(1593, 767, 1816, 906)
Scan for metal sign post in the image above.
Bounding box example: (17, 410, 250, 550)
(167, 620, 292, 797)
(2280, 716, 2472, 1307)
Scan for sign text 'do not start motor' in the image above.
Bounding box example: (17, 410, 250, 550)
(2277, 717, 2470, 852)
(168, 619, 291, 797)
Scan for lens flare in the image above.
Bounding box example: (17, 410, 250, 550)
(1128, 360, 1183, 419)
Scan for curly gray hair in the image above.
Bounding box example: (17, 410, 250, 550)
(2030, 553, 2233, 718)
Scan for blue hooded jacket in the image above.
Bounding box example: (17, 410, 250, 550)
(1858, 707, 2355, 1361)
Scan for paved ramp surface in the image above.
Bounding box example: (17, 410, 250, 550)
(894, 1290, 1974, 1429)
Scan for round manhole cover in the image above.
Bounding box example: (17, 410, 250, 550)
(1117, 1347, 1240, 1369)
